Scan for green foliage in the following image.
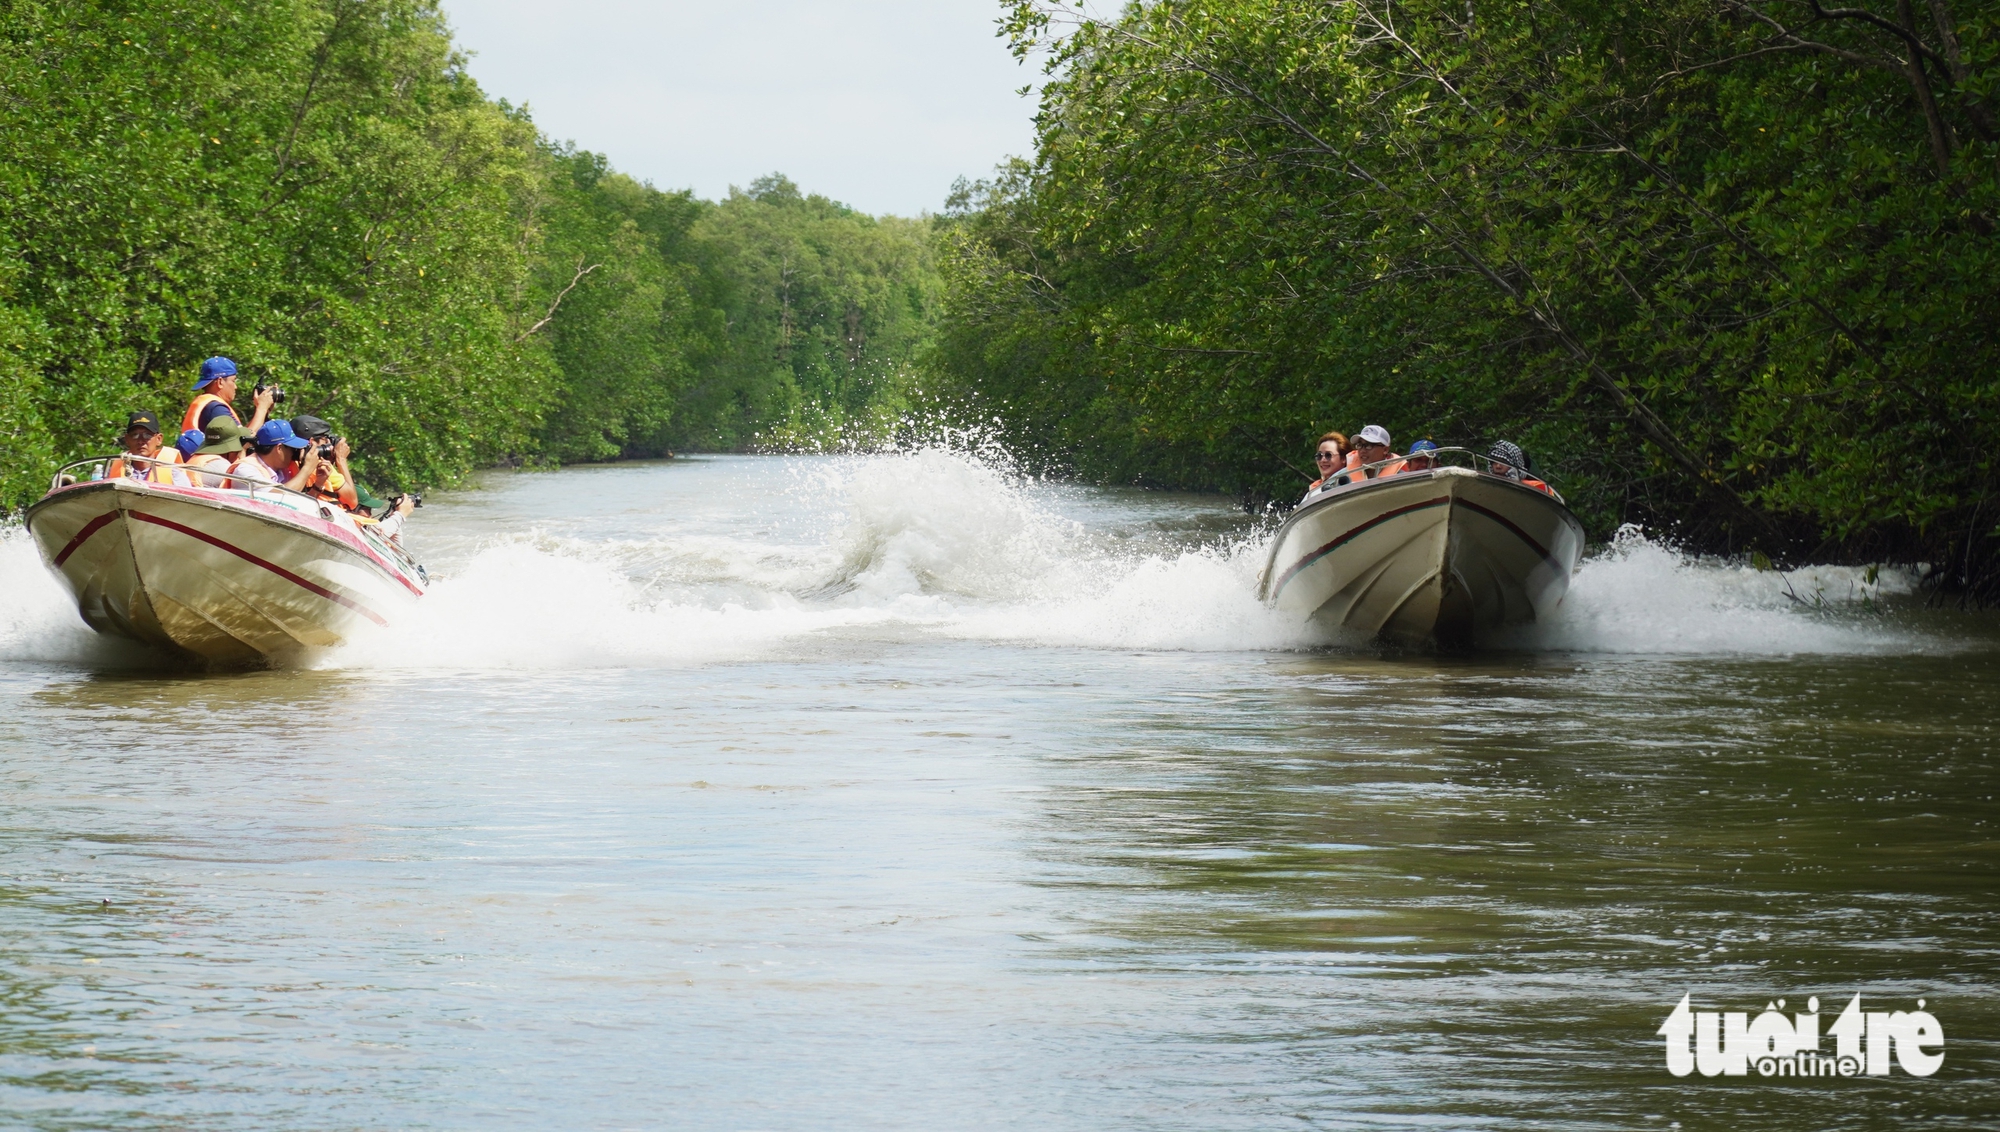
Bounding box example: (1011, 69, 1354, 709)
(529, 146, 706, 463)
(681, 175, 940, 451)
(0, 1, 938, 507)
(943, 0, 2000, 586)
(0, 0, 556, 495)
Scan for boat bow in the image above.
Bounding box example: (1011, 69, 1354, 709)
(1261, 462, 1584, 644)
(26, 465, 425, 663)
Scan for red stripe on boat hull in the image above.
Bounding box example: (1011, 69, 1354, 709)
(128, 511, 391, 627)
(1270, 497, 1448, 600)
(51, 511, 119, 568)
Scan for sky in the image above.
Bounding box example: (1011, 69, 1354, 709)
(438, 0, 1044, 217)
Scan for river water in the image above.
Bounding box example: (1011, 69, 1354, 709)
(2, 453, 1996, 1130)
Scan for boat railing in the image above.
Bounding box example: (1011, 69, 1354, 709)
(48, 453, 426, 575)
(1333, 446, 1564, 504)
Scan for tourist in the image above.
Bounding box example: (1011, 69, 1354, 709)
(173, 429, 205, 461)
(289, 415, 361, 511)
(1397, 439, 1439, 474)
(232, 419, 319, 491)
(184, 420, 253, 487)
(1349, 425, 1394, 480)
(179, 356, 276, 438)
(1488, 440, 1553, 494)
(1304, 431, 1349, 499)
(371, 491, 420, 540)
(105, 411, 189, 485)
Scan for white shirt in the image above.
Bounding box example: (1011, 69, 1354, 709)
(231, 456, 280, 484)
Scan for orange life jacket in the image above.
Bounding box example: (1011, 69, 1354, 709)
(304, 465, 361, 511)
(1379, 459, 1409, 477)
(181, 392, 236, 435)
(1521, 476, 1553, 495)
(183, 452, 237, 486)
(107, 450, 181, 484)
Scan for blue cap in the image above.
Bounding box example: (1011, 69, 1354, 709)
(1409, 439, 1439, 453)
(254, 420, 309, 449)
(174, 429, 205, 459)
(192, 356, 238, 390)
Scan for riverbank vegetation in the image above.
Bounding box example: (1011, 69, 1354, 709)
(0, 0, 935, 506)
(7, 0, 1995, 590)
(934, 0, 1999, 589)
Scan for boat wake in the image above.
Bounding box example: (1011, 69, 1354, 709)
(0, 449, 1954, 671)
(0, 527, 161, 668)
(313, 450, 1309, 670)
(1507, 525, 1930, 655)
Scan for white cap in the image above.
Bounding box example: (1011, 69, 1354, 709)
(1357, 424, 1392, 447)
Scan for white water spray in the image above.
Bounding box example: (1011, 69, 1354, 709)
(1515, 525, 1929, 655)
(0, 527, 154, 667)
(0, 452, 1954, 670)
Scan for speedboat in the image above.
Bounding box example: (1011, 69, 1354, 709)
(1258, 449, 1584, 644)
(24, 456, 426, 663)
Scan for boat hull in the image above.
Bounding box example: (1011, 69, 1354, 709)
(24, 479, 423, 663)
(1259, 467, 1585, 644)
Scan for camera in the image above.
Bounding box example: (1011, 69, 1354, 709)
(384, 492, 424, 512)
(255, 382, 287, 406)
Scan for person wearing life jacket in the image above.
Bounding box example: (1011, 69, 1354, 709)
(288, 415, 362, 511)
(1344, 424, 1395, 483)
(1303, 431, 1349, 500)
(1383, 438, 1439, 476)
(180, 356, 275, 439)
(170, 427, 206, 467)
(183, 419, 253, 487)
(232, 419, 320, 492)
(1488, 440, 1554, 495)
(104, 411, 192, 485)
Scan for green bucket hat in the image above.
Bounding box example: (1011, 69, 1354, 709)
(193, 418, 252, 456)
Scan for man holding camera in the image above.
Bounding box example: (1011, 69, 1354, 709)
(180, 356, 277, 438)
(232, 420, 321, 491)
(371, 490, 419, 540)
(289, 415, 360, 511)
(288, 414, 417, 536)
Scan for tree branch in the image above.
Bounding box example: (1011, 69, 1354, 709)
(1802, 0, 1952, 67)
(516, 259, 600, 342)
(272, 0, 360, 188)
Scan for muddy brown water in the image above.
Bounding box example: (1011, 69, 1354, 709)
(2, 454, 1995, 1130)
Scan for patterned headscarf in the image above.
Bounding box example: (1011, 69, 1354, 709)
(1488, 441, 1527, 481)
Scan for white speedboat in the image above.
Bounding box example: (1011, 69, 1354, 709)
(1258, 450, 1584, 644)
(25, 456, 426, 663)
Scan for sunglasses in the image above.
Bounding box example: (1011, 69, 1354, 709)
(1315, 451, 1341, 461)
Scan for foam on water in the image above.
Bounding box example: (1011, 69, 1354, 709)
(0, 527, 156, 667)
(0, 452, 1956, 671)
(316, 541, 903, 671)
(1514, 525, 1931, 655)
(817, 451, 1310, 649)
(311, 449, 1316, 669)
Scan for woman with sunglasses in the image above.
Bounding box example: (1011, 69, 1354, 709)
(1302, 431, 1354, 501)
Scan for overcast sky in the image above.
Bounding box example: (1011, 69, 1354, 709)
(438, 0, 1043, 217)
